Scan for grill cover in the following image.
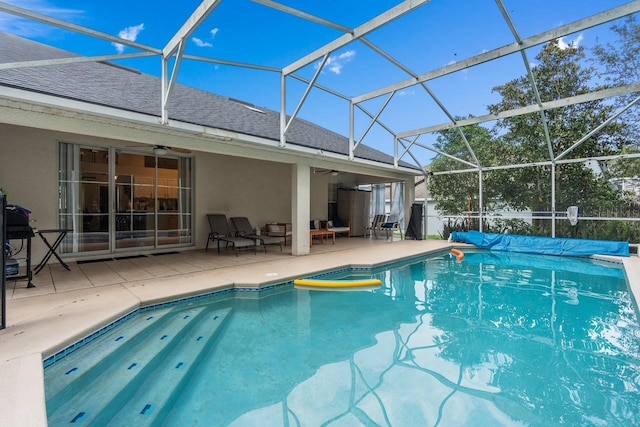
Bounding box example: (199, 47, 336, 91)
(6, 209, 29, 227)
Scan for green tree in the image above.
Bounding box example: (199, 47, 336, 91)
(428, 40, 635, 239)
(592, 15, 640, 141)
(487, 40, 625, 233)
(428, 120, 501, 216)
(607, 146, 640, 179)
(592, 15, 640, 182)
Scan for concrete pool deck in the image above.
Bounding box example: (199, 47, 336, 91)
(1, 238, 638, 427)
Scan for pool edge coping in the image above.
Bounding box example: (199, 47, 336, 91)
(2, 244, 638, 427)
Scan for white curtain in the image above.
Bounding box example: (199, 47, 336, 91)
(372, 184, 386, 216)
(390, 182, 405, 229)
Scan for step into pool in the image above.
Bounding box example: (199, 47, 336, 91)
(45, 251, 640, 426)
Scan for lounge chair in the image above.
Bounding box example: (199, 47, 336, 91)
(230, 217, 283, 253)
(366, 214, 387, 238)
(206, 214, 256, 256)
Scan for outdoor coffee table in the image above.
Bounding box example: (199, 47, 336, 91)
(310, 229, 335, 247)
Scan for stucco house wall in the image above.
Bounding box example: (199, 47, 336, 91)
(1, 123, 339, 260)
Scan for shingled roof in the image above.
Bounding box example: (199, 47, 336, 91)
(0, 33, 416, 169)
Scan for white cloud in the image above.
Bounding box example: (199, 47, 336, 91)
(192, 37, 212, 48)
(315, 50, 356, 75)
(112, 23, 145, 54)
(558, 34, 584, 50)
(0, 0, 83, 37)
(192, 28, 218, 48)
(399, 90, 415, 96)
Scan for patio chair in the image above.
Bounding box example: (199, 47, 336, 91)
(230, 216, 283, 253)
(366, 214, 387, 238)
(206, 214, 256, 256)
(380, 215, 403, 240)
(327, 218, 350, 238)
(265, 223, 292, 246)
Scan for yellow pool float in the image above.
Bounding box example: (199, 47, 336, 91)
(293, 278, 382, 289)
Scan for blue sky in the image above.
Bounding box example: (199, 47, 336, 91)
(0, 0, 634, 166)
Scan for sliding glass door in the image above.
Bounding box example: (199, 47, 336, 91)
(59, 146, 110, 253)
(59, 143, 193, 254)
(114, 152, 156, 249)
(157, 157, 192, 247)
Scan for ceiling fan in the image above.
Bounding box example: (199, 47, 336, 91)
(314, 168, 342, 176)
(151, 145, 191, 155)
(121, 144, 192, 155)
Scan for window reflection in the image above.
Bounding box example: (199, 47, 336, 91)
(59, 144, 193, 254)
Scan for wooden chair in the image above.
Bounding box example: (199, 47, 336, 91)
(265, 223, 292, 246)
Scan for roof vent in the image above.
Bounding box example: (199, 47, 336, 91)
(228, 97, 265, 114)
(243, 105, 265, 114)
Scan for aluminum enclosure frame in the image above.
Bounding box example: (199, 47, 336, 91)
(1, 0, 640, 237)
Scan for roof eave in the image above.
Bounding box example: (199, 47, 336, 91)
(0, 85, 420, 178)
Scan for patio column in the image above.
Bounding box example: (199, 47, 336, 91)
(291, 162, 311, 256)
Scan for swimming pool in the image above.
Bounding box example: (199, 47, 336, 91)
(44, 250, 640, 426)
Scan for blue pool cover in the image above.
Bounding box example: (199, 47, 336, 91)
(451, 230, 630, 257)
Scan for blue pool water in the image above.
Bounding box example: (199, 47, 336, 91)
(44, 251, 640, 426)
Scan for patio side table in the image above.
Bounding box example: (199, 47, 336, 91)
(34, 229, 72, 274)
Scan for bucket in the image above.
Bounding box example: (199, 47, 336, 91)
(5, 257, 19, 277)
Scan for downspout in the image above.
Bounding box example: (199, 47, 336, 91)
(280, 72, 286, 147)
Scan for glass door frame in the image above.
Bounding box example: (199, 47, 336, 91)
(113, 149, 156, 251)
(59, 142, 193, 255)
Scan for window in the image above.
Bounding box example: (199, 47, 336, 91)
(58, 143, 193, 254)
(328, 182, 339, 219)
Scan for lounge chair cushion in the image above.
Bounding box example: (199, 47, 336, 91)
(327, 219, 350, 236)
(221, 236, 255, 248)
(267, 224, 282, 233)
(266, 223, 292, 243)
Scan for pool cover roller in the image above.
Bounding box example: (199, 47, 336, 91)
(451, 231, 629, 257)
